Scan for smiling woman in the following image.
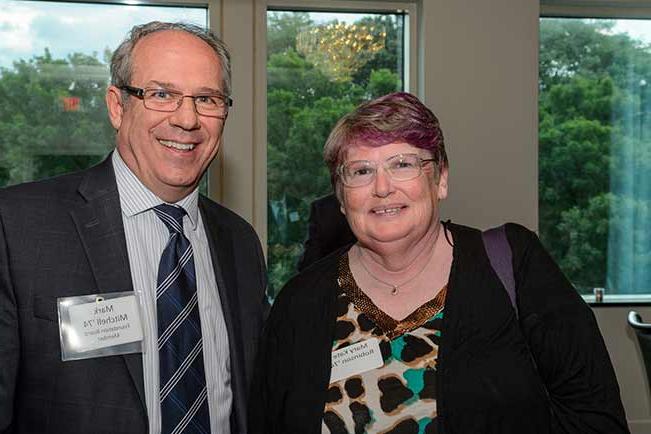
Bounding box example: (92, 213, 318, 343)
(0, 1, 206, 189)
(249, 91, 629, 434)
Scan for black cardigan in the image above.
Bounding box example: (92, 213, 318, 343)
(249, 223, 628, 433)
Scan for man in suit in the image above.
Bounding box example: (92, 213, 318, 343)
(0, 22, 267, 434)
(297, 193, 356, 271)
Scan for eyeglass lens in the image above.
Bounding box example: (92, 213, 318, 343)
(143, 88, 228, 116)
(341, 154, 426, 187)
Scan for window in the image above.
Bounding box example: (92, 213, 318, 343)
(0, 1, 206, 188)
(539, 16, 651, 297)
(266, 8, 408, 294)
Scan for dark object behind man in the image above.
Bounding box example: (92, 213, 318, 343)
(0, 22, 267, 434)
(297, 193, 356, 271)
(249, 92, 628, 433)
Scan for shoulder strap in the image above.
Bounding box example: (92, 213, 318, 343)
(482, 225, 518, 318)
(483, 226, 557, 415)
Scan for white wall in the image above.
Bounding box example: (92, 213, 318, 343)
(420, 0, 539, 230)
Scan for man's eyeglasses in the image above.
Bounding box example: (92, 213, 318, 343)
(119, 85, 232, 118)
(337, 153, 437, 188)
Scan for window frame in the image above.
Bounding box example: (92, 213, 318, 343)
(539, 1, 651, 304)
(541, 0, 651, 19)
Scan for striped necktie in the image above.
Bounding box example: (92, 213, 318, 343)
(153, 204, 211, 434)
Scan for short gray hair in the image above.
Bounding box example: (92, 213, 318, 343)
(110, 21, 231, 96)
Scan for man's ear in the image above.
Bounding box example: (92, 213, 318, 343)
(437, 167, 449, 200)
(106, 85, 124, 130)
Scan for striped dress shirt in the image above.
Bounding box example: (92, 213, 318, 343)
(112, 151, 232, 434)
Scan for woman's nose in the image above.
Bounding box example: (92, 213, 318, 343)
(373, 166, 394, 198)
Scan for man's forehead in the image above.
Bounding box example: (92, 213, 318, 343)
(135, 29, 210, 49)
(132, 30, 218, 62)
(130, 30, 222, 89)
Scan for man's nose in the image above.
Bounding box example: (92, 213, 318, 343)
(168, 96, 200, 130)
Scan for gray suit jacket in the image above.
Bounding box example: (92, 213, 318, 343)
(0, 155, 268, 434)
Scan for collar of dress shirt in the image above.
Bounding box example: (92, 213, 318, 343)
(111, 150, 199, 231)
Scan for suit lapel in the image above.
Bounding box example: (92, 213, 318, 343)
(69, 155, 147, 414)
(199, 197, 247, 433)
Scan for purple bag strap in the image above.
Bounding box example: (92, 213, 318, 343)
(482, 225, 518, 318)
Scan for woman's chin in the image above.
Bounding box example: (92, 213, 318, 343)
(366, 229, 414, 245)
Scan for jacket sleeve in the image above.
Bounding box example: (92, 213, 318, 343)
(507, 223, 629, 434)
(0, 209, 18, 432)
(247, 295, 290, 434)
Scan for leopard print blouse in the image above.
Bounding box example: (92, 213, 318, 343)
(322, 254, 446, 434)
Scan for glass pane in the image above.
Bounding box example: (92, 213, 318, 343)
(539, 18, 651, 296)
(267, 10, 406, 295)
(0, 1, 207, 190)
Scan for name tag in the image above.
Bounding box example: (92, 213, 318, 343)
(57, 292, 143, 361)
(330, 338, 383, 383)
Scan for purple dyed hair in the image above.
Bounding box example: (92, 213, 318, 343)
(323, 92, 447, 190)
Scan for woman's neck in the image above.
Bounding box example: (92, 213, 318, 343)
(350, 221, 453, 319)
(358, 221, 442, 276)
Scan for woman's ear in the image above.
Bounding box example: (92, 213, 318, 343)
(336, 184, 346, 215)
(437, 167, 449, 200)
